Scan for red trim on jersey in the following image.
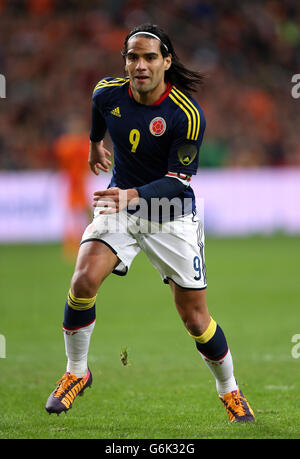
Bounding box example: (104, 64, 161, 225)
(128, 82, 172, 105)
(167, 172, 191, 182)
(153, 82, 172, 105)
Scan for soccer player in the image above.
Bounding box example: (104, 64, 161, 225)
(45, 24, 254, 423)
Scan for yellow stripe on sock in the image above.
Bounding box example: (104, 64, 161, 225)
(67, 289, 97, 311)
(188, 318, 217, 344)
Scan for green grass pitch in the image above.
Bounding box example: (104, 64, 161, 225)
(1, 235, 300, 439)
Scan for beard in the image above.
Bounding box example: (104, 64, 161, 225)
(131, 76, 155, 94)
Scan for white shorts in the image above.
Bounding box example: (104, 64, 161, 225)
(81, 210, 207, 290)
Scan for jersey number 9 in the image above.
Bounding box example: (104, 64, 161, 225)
(129, 129, 140, 153)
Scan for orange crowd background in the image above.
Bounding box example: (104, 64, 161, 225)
(1, 0, 300, 171)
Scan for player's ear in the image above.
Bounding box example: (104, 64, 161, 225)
(164, 54, 172, 71)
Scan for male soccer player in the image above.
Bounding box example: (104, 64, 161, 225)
(45, 24, 254, 423)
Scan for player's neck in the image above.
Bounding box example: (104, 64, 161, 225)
(131, 81, 168, 106)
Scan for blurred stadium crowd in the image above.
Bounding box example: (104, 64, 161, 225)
(0, 0, 300, 170)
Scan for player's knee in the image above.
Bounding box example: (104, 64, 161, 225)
(184, 319, 204, 337)
(177, 304, 210, 336)
(70, 269, 101, 298)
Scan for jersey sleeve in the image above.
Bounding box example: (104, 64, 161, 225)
(167, 96, 206, 175)
(90, 101, 106, 142)
(89, 78, 113, 142)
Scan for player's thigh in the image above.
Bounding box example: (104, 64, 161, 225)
(169, 280, 210, 336)
(71, 240, 120, 297)
(140, 213, 207, 290)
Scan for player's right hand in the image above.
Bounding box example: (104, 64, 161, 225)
(88, 140, 112, 175)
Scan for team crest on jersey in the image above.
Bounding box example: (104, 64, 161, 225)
(149, 117, 166, 136)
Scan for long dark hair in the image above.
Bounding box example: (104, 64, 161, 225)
(121, 23, 204, 95)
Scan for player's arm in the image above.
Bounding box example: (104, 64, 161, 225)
(92, 139, 199, 213)
(92, 177, 186, 214)
(88, 140, 112, 175)
(167, 100, 206, 177)
(133, 174, 187, 200)
(89, 98, 111, 175)
(93, 187, 139, 214)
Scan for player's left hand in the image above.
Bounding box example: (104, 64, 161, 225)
(93, 187, 139, 214)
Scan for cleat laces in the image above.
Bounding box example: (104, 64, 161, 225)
(229, 391, 246, 417)
(220, 388, 254, 422)
(54, 373, 78, 398)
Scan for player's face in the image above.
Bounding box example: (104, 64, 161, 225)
(125, 37, 171, 100)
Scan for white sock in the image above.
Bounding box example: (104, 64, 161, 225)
(200, 349, 238, 396)
(63, 321, 95, 377)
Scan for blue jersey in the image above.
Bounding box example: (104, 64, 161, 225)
(91, 77, 206, 218)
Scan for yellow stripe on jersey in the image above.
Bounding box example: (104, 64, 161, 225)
(96, 77, 129, 87)
(171, 88, 197, 140)
(173, 87, 201, 140)
(169, 91, 192, 139)
(94, 77, 128, 86)
(169, 87, 201, 140)
(93, 78, 129, 94)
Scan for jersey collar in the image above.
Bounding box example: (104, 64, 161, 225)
(128, 81, 172, 105)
